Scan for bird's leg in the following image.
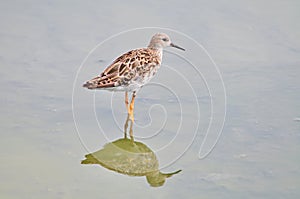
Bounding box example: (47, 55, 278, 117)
(129, 119, 134, 141)
(123, 113, 130, 139)
(125, 91, 129, 113)
(129, 91, 136, 122)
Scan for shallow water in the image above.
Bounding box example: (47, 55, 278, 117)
(1, 1, 300, 198)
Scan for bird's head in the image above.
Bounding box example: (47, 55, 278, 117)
(148, 33, 185, 51)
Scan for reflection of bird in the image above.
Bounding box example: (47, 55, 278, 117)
(83, 33, 184, 123)
(81, 115, 181, 187)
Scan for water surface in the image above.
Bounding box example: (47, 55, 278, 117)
(0, 1, 299, 198)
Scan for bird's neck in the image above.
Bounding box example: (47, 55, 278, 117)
(148, 47, 163, 61)
(157, 48, 163, 61)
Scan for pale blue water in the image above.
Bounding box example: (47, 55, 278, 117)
(1, 0, 300, 198)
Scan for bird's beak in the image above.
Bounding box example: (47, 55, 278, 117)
(170, 43, 185, 51)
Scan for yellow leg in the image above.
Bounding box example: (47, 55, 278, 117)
(125, 91, 129, 113)
(124, 113, 130, 139)
(129, 118, 134, 140)
(123, 113, 134, 140)
(128, 92, 136, 122)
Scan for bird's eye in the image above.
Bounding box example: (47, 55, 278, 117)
(162, 38, 169, 42)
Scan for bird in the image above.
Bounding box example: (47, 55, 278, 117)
(83, 33, 185, 123)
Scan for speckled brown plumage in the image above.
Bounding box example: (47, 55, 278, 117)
(83, 48, 162, 91)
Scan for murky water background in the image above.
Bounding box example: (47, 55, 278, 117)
(1, 0, 299, 198)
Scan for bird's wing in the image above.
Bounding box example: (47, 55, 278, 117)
(83, 48, 160, 89)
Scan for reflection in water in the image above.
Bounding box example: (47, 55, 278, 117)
(81, 114, 181, 187)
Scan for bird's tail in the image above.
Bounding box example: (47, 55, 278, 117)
(82, 76, 101, 89)
(83, 76, 115, 89)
